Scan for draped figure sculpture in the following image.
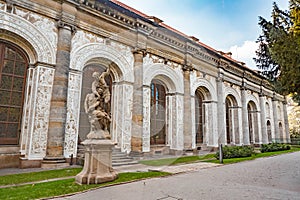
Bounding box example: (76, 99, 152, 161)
(84, 67, 111, 139)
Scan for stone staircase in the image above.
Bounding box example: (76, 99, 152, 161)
(112, 147, 138, 166)
(76, 144, 138, 166)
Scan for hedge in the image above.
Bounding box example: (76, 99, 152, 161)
(215, 145, 254, 159)
(260, 143, 291, 153)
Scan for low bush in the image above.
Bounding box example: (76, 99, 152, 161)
(215, 145, 254, 159)
(261, 143, 291, 153)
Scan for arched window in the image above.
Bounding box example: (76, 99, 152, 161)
(265, 102, 270, 119)
(225, 95, 239, 145)
(0, 42, 28, 145)
(267, 120, 272, 143)
(150, 80, 166, 145)
(248, 101, 259, 144)
(195, 90, 204, 144)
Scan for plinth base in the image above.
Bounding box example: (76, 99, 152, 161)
(76, 139, 118, 184)
(41, 157, 69, 169)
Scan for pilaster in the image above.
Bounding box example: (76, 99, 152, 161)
(183, 66, 193, 149)
(259, 93, 267, 143)
(272, 96, 280, 142)
(241, 83, 250, 145)
(217, 70, 225, 144)
(283, 99, 290, 143)
(43, 20, 74, 166)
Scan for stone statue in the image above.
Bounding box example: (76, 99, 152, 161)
(84, 67, 111, 139)
(76, 67, 117, 185)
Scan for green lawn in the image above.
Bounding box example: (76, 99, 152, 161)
(0, 168, 82, 186)
(139, 154, 215, 166)
(0, 171, 170, 200)
(140, 146, 300, 166)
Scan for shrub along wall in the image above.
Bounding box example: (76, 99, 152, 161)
(260, 143, 291, 153)
(215, 146, 254, 159)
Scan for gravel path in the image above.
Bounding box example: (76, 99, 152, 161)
(54, 152, 300, 200)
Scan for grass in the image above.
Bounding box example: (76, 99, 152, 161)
(0, 167, 82, 186)
(140, 146, 300, 166)
(139, 154, 215, 166)
(208, 146, 300, 164)
(0, 171, 170, 200)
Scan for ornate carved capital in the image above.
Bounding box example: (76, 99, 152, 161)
(132, 48, 146, 57)
(57, 20, 77, 34)
(182, 64, 193, 72)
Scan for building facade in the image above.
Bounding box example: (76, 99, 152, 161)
(0, 0, 290, 168)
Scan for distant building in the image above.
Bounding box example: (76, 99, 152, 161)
(0, 0, 290, 168)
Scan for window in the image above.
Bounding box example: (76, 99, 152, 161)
(150, 81, 166, 145)
(0, 42, 28, 145)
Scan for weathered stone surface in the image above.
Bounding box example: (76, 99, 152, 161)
(76, 139, 118, 184)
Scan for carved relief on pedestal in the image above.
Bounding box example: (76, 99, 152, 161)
(0, 10, 56, 64)
(64, 72, 82, 157)
(27, 66, 54, 159)
(142, 87, 151, 152)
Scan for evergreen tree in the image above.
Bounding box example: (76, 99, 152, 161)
(255, 0, 300, 103)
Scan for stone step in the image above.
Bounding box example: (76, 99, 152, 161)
(76, 145, 138, 167)
(112, 160, 138, 167)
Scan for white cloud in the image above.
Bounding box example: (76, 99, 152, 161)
(228, 41, 259, 70)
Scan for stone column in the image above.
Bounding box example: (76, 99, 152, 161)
(272, 97, 280, 142)
(183, 67, 193, 150)
(241, 86, 250, 145)
(42, 22, 73, 167)
(283, 99, 290, 143)
(216, 72, 225, 144)
(259, 93, 267, 144)
(131, 50, 144, 152)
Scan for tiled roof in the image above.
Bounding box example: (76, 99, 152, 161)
(110, 0, 252, 70)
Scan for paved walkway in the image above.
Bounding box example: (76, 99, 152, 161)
(54, 152, 300, 200)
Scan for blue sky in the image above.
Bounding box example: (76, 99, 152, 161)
(117, 0, 289, 69)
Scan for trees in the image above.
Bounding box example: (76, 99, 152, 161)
(255, 0, 300, 103)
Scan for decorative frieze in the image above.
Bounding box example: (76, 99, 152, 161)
(142, 87, 151, 152)
(0, 10, 56, 64)
(64, 72, 82, 157)
(14, 7, 57, 55)
(20, 66, 55, 159)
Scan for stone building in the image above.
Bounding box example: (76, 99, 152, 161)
(0, 0, 290, 168)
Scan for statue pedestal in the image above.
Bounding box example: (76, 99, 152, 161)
(75, 139, 118, 184)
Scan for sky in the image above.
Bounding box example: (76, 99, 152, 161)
(117, 0, 289, 69)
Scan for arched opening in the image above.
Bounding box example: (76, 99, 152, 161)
(194, 86, 212, 147)
(279, 122, 283, 143)
(195, 90, 204, 145)
(0, 41, 29, 145)
(265, 102, 270, 119)
(247, 101, 259, 144)
(150, 80, 166, 145)
(225, 95, 239, 145)
(79, 61, 112, 142)
(267, 120, 272, 143)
